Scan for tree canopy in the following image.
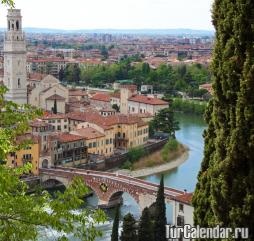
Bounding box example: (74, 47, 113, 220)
(193, 0, 254, 238)
(0, 86, 106, 240)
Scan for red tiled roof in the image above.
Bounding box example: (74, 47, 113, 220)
(174, 193, 193, 205)
(46, 94, 66, 101)
(28, 73, 47, 81)
(110, 92, 121, 99)
(43, 113, 66, 120)
(128, 95, 168, 105)
(90, 93, 111, 102)
(53, 133, 85, 143)
(30, 120, 52, 128)
(74, 127, 105, 140)
(69, 89, 87, 97)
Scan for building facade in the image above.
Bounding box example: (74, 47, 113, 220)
(3, 9, 27, 104)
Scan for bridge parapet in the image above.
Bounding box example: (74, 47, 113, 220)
(39, 167, 185, 210)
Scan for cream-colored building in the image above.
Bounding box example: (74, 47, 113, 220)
(29, 75, 69, 113)
(42, 113, 69, 132)
(6, 133, 40, 175)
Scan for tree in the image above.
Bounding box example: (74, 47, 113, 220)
(193, 0, 254, 238)
(120, 213, 138, 241)
(112, 104, 120, 112)
(138, 207, 154, 241)
(150, 105, 179, 138)
(111, 205, 120, 241)
(1, 0, 14, 7)
(154, 175, 166, 241)
(0, 86, 106, 240)
(59, 67, 64, 82)
(52, 98, 57, 114)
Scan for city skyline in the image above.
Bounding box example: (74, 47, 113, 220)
(0, 0, 214, 31)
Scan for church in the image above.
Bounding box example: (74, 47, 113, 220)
(2, 9, 74, 114)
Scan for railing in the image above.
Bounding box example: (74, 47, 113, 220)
(39, 167, 184, 197)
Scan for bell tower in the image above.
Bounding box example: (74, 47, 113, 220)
(3, 9, 27, 104)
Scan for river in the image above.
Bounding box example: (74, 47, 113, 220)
(40, 113, 207, 240)
(93, 113, 207, 240)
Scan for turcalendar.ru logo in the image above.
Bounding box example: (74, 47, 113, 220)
(166, 225, 249, 239)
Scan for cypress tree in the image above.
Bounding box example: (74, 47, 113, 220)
(52, 98, 57, 114)
(193, 0, 254, 238)
(120, 213, 138, 241)
(138, 207, 154, 241)
(154, 175, 167, 241)
(111, 205, 120, 241)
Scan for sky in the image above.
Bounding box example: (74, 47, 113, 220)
(0, 0, 214, 30)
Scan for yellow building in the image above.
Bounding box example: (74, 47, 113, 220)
(6, 134, 40, 175)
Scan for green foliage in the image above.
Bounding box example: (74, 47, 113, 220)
(193, 0, 254, 236)
(161, 139, 179, 162)
(150, 106, 179, 138)
(172, 98, 207, 115)
(138, 207, 154, 241)
(154, 175, 166, 241)
(111, 205, 120, 241)
(0, 86, 106, 240)
(127, 147, 146, 164)
(0, 166, 106, 240)
(67, 55, 210, 92)
(121, 160, 132, 170)
(0, 86, 42, 160)
(1, 0, 14, 7)
(120, 213, 138, 241)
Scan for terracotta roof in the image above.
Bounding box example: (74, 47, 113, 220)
(28, 73, 47, 81)
(53, 133, 85, 143)
(30, 119, 53, 128)
(69, 89, 87, 97)
(174, 192, 193, 205)
(104, 114, 147, 127)
(128, 95, 168, 105)
(110, 92, 121, 99)
(74, 127, 105, 140)
(16, 133, 39, 144)
(43, 113, 66, 120)
(46, 94, 66, 101)
(90, 93, 111, 102)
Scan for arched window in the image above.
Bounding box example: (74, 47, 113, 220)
(16, 21, 19, 30)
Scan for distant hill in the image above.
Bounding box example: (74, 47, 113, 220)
(0, 27, 214, 36)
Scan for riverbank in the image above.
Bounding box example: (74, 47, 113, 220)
(117, 145, 189, 178)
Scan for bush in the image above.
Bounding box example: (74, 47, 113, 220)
(161, 139, 179, 162)
(172, 98, 207, 115)
(127, 147, 146, 163)
(121, 160, 133, 170)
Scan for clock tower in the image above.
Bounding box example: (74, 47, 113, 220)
(3, 9, 27, 104)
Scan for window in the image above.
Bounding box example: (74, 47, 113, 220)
(57, 120, 61, 123)
(123, 133, 126, 138)
(89, 143, 92, 148)
(64, 125, 67, 129)
(93, 142, 96, 147)
(18, 78, 21, 88)
(57, 126, 61, 131)
(177, 215, 185, 227)
(110, 138, 112, 144)
(179, 203, 184, 212)
(106, 139, 109, 145)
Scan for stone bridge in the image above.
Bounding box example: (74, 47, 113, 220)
(40, 167, 185, 210)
